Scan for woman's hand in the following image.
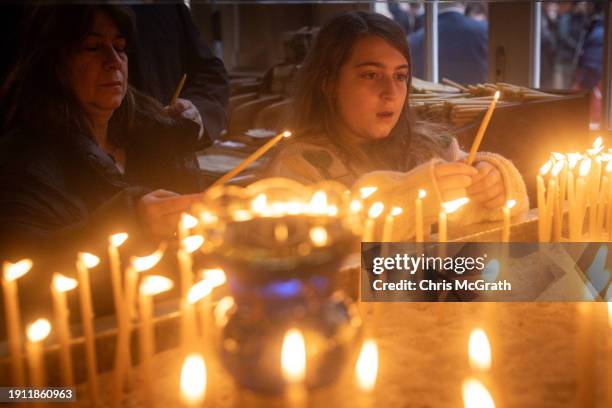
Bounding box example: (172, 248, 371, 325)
(466, 161, 505, 209)
(137, 190, 203, 237)
(166, 98, 204, 138)
(434, 162, 477, 202)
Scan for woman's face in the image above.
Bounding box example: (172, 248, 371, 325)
(335, 35, 409, 142)
(66, 11, 128, 119)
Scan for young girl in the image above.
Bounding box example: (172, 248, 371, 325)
(266, 11, 528, 240)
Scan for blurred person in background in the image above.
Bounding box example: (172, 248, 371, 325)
(409, 1, 488, 85)
(556, 1, 589, 88)
(465, 2, 487, 22)
(541, 2, 559, 89)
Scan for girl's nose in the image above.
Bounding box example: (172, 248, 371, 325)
(103, 45, 123, 70)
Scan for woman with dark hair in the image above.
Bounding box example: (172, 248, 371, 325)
(0, 4, 208, 260)
(267, 11, 528, 240)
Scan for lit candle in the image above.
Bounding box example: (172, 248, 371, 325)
(466, 91, 500, 165)
(502, 199, 517, 242)
(382, 207, 403, 242)
(179, 235, 204, 352)
(415, 189, 426, 242)
(438, 197, 470, 242)
(363, 202, 384, 242)
(138, 275, 174, 405)
(355, 338, 378, 406)
(281, 328, 307, 407)
(178, 213, 199, 242)
(462, 377, 496, 408)
(575, 159, 592, 241)
(550, 160, 564, 242)
(25, 318, 52, 388)
(2, 259, 31, 386)
(180, 353, 207, 406)
(187, 279, 213, 345)
(76, 252, 100, 405)
(208, 130, 292, 189)
(51, 274, 77, 385)
(359, 186, 378, 200)
(543, 177, 558, 243)
(537, 161, 552, 242)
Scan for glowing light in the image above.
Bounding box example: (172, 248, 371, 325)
(493, 90, 500, 100)
(201, 268, 226, 288)
(579, 158, 591, 177)
(109, 232, 128, 248)
(214, 296, 235, 327)
(368, 202, 384, 219)
(3, 259, 32, 281)
(187, 280, 213, 304)
(359, 186, 377, 199)
(606, 161, 612, 173)
(327, 205, 338, 217)
(52, 274, 78, 293)
(233, 210, 252, 222)
(309, 226, 328, 247)
(282, 131, 292, 138)
(391, 207, 403, 216)
(27, 318, 51, 343)
(78, 253, 100, 269)
(181, 213, 199, 230)
(350, 200, 362, 213)
(281, 329, 306, 384)
(539, 161, 552, 176)
(567, 153, 582, 169)
(551, 152, 565, 161)
(199, 211, 218, 225)
(551, 160, 564, 177)
(418, 189, 427, 199)
(180, 353, 207, 404)
(442, 197, 469, 214)
(468, 328, 492, 371)
(251, 194, 267, 214)
(309, 191, 328, 214)
(275, 223, 289, 242)
(139, 275, 173, 297)
(355, 339, 378, 392)
(182, 235, 204, 254)
(505, 199, 516, 210)
(131, 247, 164, 272)
(587, 136, 604, 155)
(462, 378, 495, 408)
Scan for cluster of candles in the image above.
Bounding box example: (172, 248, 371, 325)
(1, 217, 228, 407)
(537, 136, 612, 242)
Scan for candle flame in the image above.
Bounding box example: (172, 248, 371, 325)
(27, 318, 51, 343)
(418, 189, 427, 199)
(109, 232, 128, 248)
(214, 296, 235, 327)
(180, 353, 207, 404)
(281, 328, 306, 384)
(282, 130, 292, 138)
(468, 328, 492, 371)
(180, 213, 199, 230)
(131, 247, 164, 272)
(309, 191, 328, 214)
(505, 199, 516, 210)
(551, 160, 564, 177)
(539, 161, 552, 176)
(567, 153, 582, 169)
(182, 235, 204, 254)
(587, 136, 604, 156)
(391, 207, 403, 217)
(199, 211, 218, 225)
(52, 273, 78, 293)
(350, 199, 362, 213)
(606, 161, 612, 173)
(3, 259, 32, 281)
(140, 275, 173, 297)
(187, 279, 213, 304)
(462, 378, 496, 408)
(232, 209, 253, 222)
(442, 197, 470, 214)
(359, 186, 377, 199)
(368, 202, 385, 219)
(493, 90, 500, 100)
(251, 193, 267, 214)
(551, 152, 565, 161)
(579, 158, 591, 177)
(201, 268, 226, 288)
(355, 339, 378, 392)
(78, 252, 100, 269)
(327, 205, 338, 217)
(309, 226, 328, 247)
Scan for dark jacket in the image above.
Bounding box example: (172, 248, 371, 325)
(128, 3, 229, 142)
(0, 115, 208, 262)
(409, 10, 488, 85)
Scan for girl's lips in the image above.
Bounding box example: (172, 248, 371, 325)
(376, 111, 394, 119)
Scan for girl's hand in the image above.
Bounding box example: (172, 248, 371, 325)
(434, 162, 477, 202)
(137, 190, 203, 237)
(466, 161, 505, 209)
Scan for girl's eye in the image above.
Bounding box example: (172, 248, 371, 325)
(361, 72, 379, 80)
(114, 39, 127, 53)
(82, 43, 98, 51)
(395, 73, 409, 82)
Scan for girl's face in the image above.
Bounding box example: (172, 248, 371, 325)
(66, 11, 128, 120)
(335, 35, 409, 142)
